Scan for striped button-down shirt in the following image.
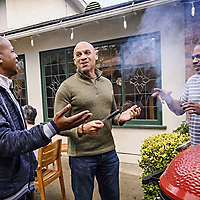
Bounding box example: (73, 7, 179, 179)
(181, 73, 200, 146)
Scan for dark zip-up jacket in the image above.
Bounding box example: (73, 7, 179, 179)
(0, 87, 50, 199)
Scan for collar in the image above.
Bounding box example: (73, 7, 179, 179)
(77, 68, 102, 80)
(0, 74, 13, 90)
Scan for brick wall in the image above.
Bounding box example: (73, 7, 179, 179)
(184, 1, 200, 80)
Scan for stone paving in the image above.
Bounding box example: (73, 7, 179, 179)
(34, 154, 143, 200)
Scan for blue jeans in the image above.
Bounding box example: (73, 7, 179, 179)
(69, 150, 120, 200)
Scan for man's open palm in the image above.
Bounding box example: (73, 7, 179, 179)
(53, 104, 92, 131)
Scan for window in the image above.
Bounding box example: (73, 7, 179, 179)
(12, 54, 28, 106)
(40, 49, 67, 120)
(40, 32, 162, 126)
(94, 32, 161, 126)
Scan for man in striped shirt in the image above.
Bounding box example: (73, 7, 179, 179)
(152, 42, 200, 146)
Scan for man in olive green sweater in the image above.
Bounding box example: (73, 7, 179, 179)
(54, 41, 141, 200)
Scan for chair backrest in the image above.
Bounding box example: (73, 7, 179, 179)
(37, 139, 62, 169)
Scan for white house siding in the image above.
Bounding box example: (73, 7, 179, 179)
(6, 0, 77, 30)
(13, 3, 186, 163)
(0, 0, 7, 32)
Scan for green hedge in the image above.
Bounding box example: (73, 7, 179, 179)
(138, 124, 190, 199)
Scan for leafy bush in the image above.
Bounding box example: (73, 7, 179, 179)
(173, 121, 189, 135)
(138, 129, 190, 199)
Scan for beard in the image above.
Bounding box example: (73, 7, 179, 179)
(193, 65, 200, 73)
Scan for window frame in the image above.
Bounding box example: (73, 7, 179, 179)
(40, 48, 67, 122)
(93, 32, 162, 126)
(12, 54, 28, 106)
(40, 32, 163, 127)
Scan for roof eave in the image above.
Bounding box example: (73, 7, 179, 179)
(1, 0, 178, 40)
(68, 0, 87, 13)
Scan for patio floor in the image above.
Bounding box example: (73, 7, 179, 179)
(33, 154, 143, 200)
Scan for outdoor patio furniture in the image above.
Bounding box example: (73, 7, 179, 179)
(34, 139, 66, 200)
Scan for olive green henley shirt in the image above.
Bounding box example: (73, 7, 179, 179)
(54, 68, 120, 156)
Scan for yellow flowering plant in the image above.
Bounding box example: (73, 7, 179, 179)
(139, 123, 189, 199)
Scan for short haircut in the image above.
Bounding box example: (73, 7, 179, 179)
(196, 40, 200, 46)
(22, 105, 37, 125)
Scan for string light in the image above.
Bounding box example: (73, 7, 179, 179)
(70, 28, 74, 40)
(133, 11, 137, 16)
(191, 2, 195, 17)
(30, 36, 34, 47)
(123, 16, 127, 30)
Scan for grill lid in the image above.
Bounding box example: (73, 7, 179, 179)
(160, 144, 200, 200)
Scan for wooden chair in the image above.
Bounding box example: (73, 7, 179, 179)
(61, 143, 68, 153)
(34, 139, 66, 200)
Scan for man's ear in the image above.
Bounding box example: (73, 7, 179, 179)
(95, 51, 98, 61)
(0, 57, 2, 64)
(73, 58, 76, 65)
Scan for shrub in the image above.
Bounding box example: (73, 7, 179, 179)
(173, 121, 189, 135)
(138, 130, 190, 199)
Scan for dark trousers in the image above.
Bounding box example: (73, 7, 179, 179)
(18, 192, 33, 200)
(69, 150, 120, 200)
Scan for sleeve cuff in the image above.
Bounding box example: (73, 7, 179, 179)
(49, 120, 60, 133)
(43, 120, 59, 138)
(113, 113, 121, 125)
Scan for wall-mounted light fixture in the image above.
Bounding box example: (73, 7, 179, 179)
(70, 28, 74, 40)
(191, 2, 195, 16)
(123, 16, 127, 30)
(30, 36, 34, 47)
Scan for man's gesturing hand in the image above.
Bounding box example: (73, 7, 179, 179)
(182, 102, 200, 115)
(119, 105, 141, 122)
(152, 88, 172, 104)
(77, 120, 104, 136)
(53, 104, 92, 131)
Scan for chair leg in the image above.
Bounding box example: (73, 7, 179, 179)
(31, 191, 35, 200)
(59, 173, 67, 200)
(39, 186, 46, 200)
(37, 179, 46, 200)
